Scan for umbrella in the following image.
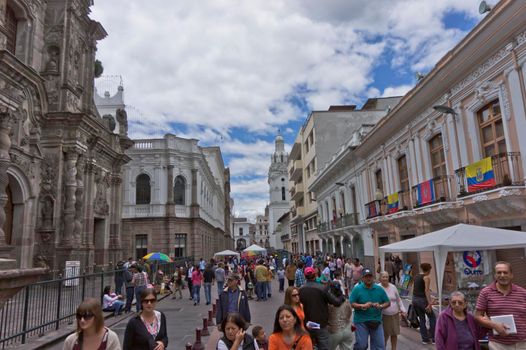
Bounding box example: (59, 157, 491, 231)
(143, 252, 172, 262)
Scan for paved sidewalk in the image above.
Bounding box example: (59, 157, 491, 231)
(43, 279, 434, 349)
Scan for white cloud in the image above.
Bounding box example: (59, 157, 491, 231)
(90, 1, 483, 226)
(381, 85, 413, 98)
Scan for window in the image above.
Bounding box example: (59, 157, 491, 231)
(5, 5, 17, 54)
(340, 191, 346, 213)
(174, 234, 186, 257)
(398, 155, 409, 191)
(136, 174, 151, 204)
(429, 134, 446, 177)
(478, 100, 506, 157)
(135, 234, 148, 259)
(375, 169, 384, 194)
(174, 176, 186, 205)
(239, 227, 243, 236)
(281, 187, 286, 201)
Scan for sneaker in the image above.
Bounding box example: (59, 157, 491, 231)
(422, 341, 431, 345)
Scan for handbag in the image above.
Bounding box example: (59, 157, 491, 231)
(407, 305, 419, 328)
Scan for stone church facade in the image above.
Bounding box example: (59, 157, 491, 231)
(0, 0, 131, 270)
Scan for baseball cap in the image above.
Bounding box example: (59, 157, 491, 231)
(227, 273, 241, 281)
(304, 267, 316, 276)
(362, 268, 373, 277)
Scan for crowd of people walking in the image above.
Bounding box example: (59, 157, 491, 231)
(62, 254, 526, 350)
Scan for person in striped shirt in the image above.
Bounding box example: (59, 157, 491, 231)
(475, 261, 526, 349)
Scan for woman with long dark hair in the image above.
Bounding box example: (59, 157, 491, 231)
(269, 305, 312, 350)
(123, 288, 168, 350)
(217, 312, 259, 350)
(63, 298, 120, 350)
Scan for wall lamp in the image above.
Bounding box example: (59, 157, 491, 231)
(433, 105, 457, 115)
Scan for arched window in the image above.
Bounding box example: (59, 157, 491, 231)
(281, 187, 286, 201)
(136, 174, 151, 204)
(174, 176, 186, 205)
(5, 5, 17, 54)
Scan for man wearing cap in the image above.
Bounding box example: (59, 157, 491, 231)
(350, 268, 390, 350)
(216, 273, 251, 327)
(299, 266, 344, 350)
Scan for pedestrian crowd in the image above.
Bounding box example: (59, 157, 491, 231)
(62, 254, 526, 350)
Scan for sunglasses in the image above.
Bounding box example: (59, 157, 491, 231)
(76, 313, 94, 321)
(142, 298, 157, 304)
(291, 294, 299, 297)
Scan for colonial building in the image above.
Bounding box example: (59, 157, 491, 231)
(254, 207, 269, 248)
(310, 0, 526, 289)
(0, 0, 131, 270)
(233, 217, 251, 251)
(121, 134, 232, 260)
(267, 133, 289, 249)
(288, 101, 399, 255)
(276, 211, 291, 252)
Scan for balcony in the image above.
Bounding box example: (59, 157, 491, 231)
(318, 213, 359, 233)
(289, 160, 303, 182)
(455, 152, 523, 197)
(291, 183, 304, 201)
(411, 175, 455, 208)
(365, 200, 385, 219)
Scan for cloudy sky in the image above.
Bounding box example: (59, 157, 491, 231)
(91, 0, 492, 221)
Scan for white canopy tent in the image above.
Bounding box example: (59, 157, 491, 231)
(214, 250, 240, 259)
(243, 244, 267, 253)
(379, 223, 526, 312)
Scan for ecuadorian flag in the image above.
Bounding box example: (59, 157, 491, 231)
(466, 157, 496, 192)
(387, 193, 399, 214)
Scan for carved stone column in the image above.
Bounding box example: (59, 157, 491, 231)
(0, 108, 15, 255)
(73, 156, 85, 246)
(61, 148, 79, 246)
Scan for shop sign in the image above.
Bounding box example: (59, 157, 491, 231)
(462, 251, 483, 277)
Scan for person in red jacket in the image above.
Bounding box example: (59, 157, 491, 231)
(435, 291, 481, 350)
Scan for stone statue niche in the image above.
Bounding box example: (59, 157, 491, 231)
(102, 114, 116, 132)
(40, 195, 54, 230)
(44, 45, 60, 75)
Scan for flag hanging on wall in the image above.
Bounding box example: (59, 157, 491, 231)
(366, 201, 379, 218)
(466, 157, 496, 192)
(417, 179, 435, 205)
(387, 193, 399, 214)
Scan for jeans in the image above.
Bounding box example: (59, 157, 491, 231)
(288, 279, 295, 287)
(279, 278, 285, 292)
(134, 285, 146, 312)
(354, 322, 385, 350)
(256, 281, 266, 300)
(412, 296, 436, 342)
(217, 281, 224, 296)
(187, 278, 193, 299)
(266, 281, 272, 297)
(204, 282, 212, 304)
(192, 285, 201, 303)
(105, 300, 125, 315)
(115, 278, 124, 296)
(124, 286, 134, 312)
(308, 326, 331, 350)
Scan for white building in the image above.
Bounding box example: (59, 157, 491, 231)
(121, 134, 232, 260)
(254, 208, 270, 247)
(233, 217, 251, 251)
(268, 133, 289, 249)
